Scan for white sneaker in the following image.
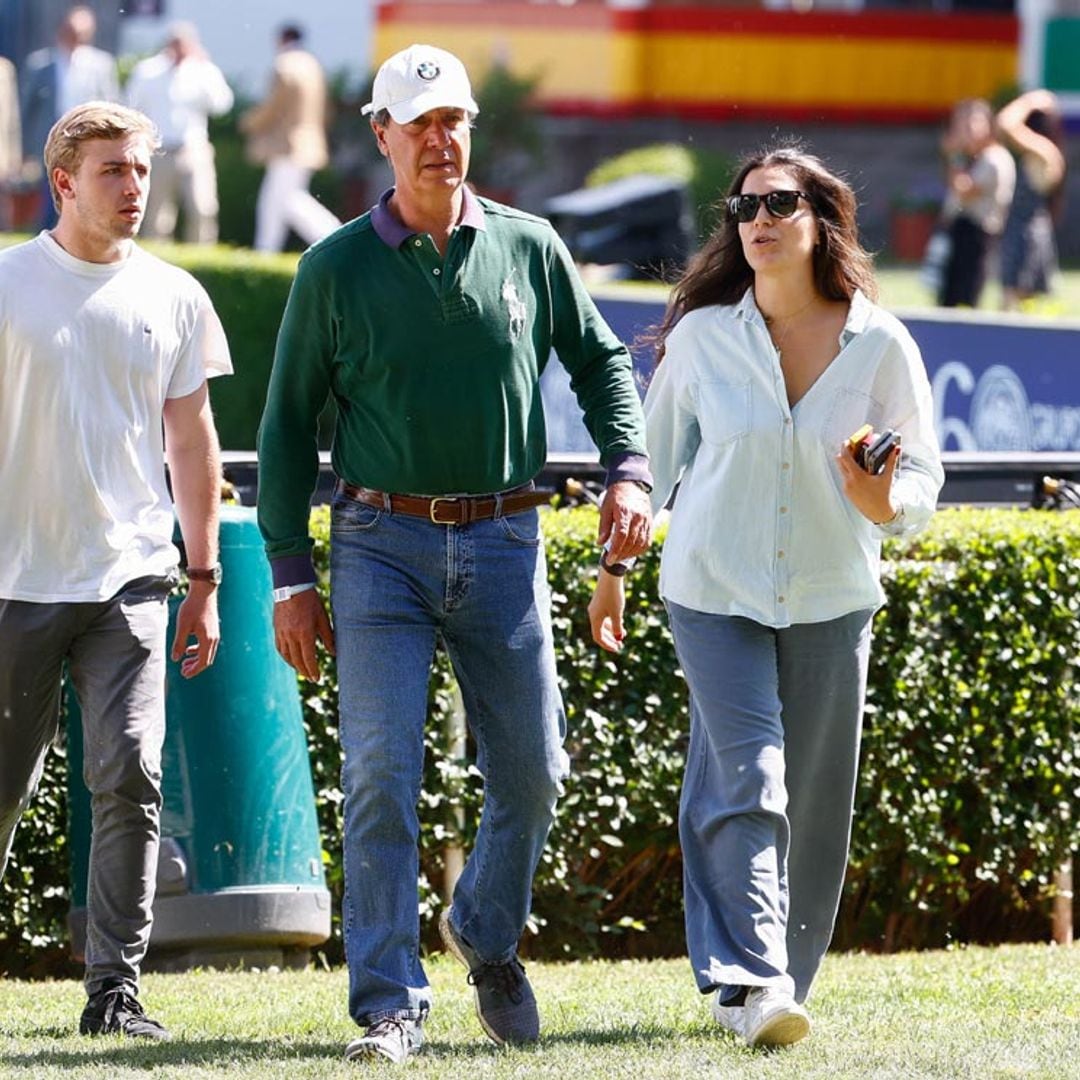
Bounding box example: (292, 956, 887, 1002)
(710, 992, 744, 1038)
(344, 1017, 424, 1064)
(742, 987, 810, 1048)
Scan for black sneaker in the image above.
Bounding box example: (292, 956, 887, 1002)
(79, 984, 171, 1041)
(439, 907, 539, 1046)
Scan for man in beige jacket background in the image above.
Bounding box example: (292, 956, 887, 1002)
(240, 23, 341, 252)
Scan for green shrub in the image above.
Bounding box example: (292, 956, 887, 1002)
(153, 243, 299, 450)
(838, 508, 1080, 950)
(2, 507, 1077, 974)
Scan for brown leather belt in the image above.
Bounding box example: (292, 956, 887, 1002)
(337, 481, 554, 525)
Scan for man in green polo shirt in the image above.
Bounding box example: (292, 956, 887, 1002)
(256, 42, 652, 1066)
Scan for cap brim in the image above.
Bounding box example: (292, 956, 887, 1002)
(385, 89, 479, 124)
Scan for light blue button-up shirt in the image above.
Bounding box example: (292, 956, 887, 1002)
(646, 289, 944, 627)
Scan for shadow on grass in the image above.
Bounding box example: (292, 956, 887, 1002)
(0, 1023, 698, 1069)
(0, 1037, 344, 1071)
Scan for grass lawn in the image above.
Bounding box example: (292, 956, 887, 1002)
(875, 263, 1080, 319)
(1, 944, 1076, 1079)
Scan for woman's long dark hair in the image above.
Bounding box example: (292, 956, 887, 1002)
(655, 144, 878, 351)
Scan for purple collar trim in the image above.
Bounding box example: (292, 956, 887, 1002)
(370, 186, 487, 249)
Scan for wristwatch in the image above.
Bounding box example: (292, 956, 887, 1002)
(187, 562, 222, 586)
(600, 551, 631, 577)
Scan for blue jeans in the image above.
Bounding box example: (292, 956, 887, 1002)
(330, 494, 569, 1025)
(666, 602, 873, 1004)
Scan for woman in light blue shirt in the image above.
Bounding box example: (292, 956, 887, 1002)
(589, 146, 943, 1049)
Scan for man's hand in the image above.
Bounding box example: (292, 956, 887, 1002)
(598, 481, 653, 564)
(170, 582, 220, 678)
(273, 588, 336, 682)
(588, 568, 627, 654)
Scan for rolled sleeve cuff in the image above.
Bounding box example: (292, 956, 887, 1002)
(605, 451, 653, 492)
(873, 503, 910, 539)
(270, 553, 317, 590)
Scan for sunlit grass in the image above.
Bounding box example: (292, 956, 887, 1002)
(1, 944, 1076, 1078)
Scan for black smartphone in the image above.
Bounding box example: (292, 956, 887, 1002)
(860, 429, 901, 475)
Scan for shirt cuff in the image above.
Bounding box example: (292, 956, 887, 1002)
(873, 503, 908, 538)
(270, 553, 317, 590)
(604, 451, 653, 492)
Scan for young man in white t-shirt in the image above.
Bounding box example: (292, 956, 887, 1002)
(0, 101, 232, 1040)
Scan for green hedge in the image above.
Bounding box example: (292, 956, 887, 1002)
(2, 507, 1077, 974)
(145, 243, 299, 451)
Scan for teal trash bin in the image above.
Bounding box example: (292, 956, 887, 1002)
(67, 505, 330, 969)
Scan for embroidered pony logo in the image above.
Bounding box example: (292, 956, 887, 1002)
(502, 275, 527, 340)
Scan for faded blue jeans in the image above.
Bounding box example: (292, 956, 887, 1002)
(666, 602, 873, 1004)
(330, 494, 569, 1026)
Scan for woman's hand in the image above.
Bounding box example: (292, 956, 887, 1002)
(588, 568, 627, 653)
(836, 441, 900, 525)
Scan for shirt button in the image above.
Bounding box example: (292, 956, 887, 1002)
(779, 506, 788, 514)
(782, 462, 791, 470)
(433, 267, 441, 275)
(414, 239, 422, 247)
(778, 595, 786, 603)
(784, 417, 792, 425)
(777, 550, 785, 559)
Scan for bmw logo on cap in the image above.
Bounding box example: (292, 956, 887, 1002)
(416, 60, 440, 81)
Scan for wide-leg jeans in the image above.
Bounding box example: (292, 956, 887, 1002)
(666, 601, 873, 1004)
(330, 496, 569, 1026)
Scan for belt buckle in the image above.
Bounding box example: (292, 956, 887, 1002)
(429, 496, 460, 524)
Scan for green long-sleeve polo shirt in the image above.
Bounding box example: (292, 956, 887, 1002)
(256, 191, 648, 576)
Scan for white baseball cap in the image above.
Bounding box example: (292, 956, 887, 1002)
(362, 44, 479, 124)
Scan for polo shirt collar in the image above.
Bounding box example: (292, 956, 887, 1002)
(370, 186, 487, 249)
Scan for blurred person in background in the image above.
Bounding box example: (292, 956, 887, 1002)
(996, 89, 1067, 312)
(240, 23, 340, 253)
(0, 54, 20, 229)
(20, 5, 118, 229)
(126, 21, 233, 245)
(589, 145, 943, 1050)
(937, 97, 1015, 308)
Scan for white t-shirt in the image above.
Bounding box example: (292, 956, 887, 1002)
(0, 232, 232, 602)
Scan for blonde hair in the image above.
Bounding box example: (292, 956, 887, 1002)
(43, 101, 160, 211)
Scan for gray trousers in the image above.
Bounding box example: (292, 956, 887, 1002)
(667, 601, 873, 1004)
(0, 576, 171, 996)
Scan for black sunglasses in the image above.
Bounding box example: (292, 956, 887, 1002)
(727, 190, 809, 223)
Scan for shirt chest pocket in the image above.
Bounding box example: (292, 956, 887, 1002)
(823, 388, 884, 451)
(695, 378, 752, 447)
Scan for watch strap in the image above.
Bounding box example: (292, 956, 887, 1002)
(273, 582, 317, 604)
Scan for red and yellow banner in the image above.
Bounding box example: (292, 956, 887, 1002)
(373, 3, 1018, 123)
